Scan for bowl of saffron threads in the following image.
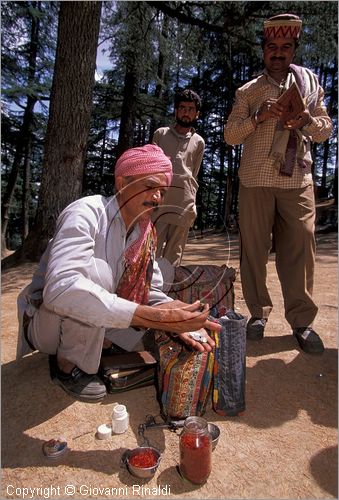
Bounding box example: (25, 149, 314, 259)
(124, 446, 161, 479)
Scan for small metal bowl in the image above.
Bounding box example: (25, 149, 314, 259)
(125, 446, 161, 479)
(208, 422, 220, 451)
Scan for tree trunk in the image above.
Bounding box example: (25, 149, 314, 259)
(115, 2, 155, 160)
(232, 145, 241, 216)
(115, 60, 139, 159)
(224, 146, 233, 229)
(22, 140, 32, 241)
(333, 162, 338, 205)
(0, 98, 36, 256)
(217, 135, 226, 229)
(149, 14, 169, 140)
(14, 1, 102, 263)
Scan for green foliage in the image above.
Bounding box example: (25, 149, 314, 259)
(2, 0, 338, 246)
(81, 0, 339, 228)
(1, 1, 57, 248)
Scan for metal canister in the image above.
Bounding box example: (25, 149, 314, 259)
(42, 438, 68, 459)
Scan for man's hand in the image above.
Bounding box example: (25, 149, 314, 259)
(132, 300, 222, 336)
(284, 109, 312, 129)
(253, 100, 313, 130)
(177, 328, 215, 353)
(254, 98, 284, 124)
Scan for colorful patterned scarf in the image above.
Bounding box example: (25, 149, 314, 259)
(116, 222, 157, 304)
(114, 144, 172, 304)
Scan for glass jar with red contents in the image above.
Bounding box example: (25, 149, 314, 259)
(179, 416, 212, 484)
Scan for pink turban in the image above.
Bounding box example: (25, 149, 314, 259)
(115, 144, 173, 186)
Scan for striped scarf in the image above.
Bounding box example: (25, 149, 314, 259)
(269, 64, 319, 176)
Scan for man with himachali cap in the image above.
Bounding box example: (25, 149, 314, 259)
(224, 14, 332, 353)
(17, 144, 221, 402)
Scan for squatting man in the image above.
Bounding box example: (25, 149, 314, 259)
(17, 144, 221, 402)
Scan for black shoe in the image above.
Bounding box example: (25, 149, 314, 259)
(246, 317, 267, 340)
(293, 327, 324, 354)
(49, 355, 107, 402)
(101, 342, 127, 357)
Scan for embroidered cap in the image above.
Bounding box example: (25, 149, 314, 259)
(115, 144, 173, 186)
(264, 13, 302, 40)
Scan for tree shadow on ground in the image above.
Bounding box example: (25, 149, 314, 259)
(244, 339, 337, 429)
(2, 344, 337, 470)
(185, 232, 240, 266)
(1, 352, 166, 475)
(309, 445, 338, 498)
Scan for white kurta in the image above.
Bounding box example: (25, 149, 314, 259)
(17, 195, 172, 369)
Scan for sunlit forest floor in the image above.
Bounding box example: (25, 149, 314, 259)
(1, 228, 337, 499)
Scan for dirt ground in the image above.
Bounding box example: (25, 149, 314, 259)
(1, 230, 337, 500)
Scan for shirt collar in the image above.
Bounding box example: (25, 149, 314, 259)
(263, 67, 292, 87)
(170, 124, 195, 138)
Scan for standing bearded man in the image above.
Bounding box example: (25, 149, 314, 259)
(152, 89, 205, 266)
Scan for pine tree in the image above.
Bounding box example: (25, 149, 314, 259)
(4, 1, 102, 263)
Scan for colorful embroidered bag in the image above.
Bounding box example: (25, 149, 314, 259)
(155, 310, 247, 419)
(168, 264, 236, 316)
(155, 332, 216, 419)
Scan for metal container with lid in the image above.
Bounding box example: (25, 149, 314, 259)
(42, 438, 68, 459)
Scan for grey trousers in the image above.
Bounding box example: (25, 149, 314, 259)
(27, 259, 146, 374)
(238, 184, 318, 328)
(155, 221, 190, 266)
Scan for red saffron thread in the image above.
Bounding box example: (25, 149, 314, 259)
(180, 433, 211, 484)
(129, 449, 158, 468)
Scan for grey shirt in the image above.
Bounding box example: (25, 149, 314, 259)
(152, 125, 205, 227)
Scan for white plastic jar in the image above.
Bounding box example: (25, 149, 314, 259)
(111, 404, 129, 434)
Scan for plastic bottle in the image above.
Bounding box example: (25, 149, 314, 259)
(111, 404, 129, 434)
(179, 416, 212, 484)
